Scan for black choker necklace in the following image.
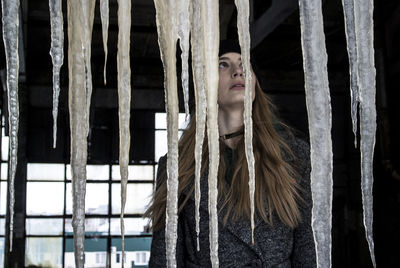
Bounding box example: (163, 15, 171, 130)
(220, 130, 244, 140)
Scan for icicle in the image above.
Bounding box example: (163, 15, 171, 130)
(67, 0, 95, 267)
(49, 0, 64, 149)
(80, 0, 95, 118)
(190, 0, 207, 251)
(341, 0, 359, 148)
(1, 0, 20, 251)
(177, 0, 190, 119)
(100, 0, 109, 85)
(298, 0, 333, 267)
(154, 0, 180, 266)
(234, 0, 256, 245)
(117, 0, 132, 266)
(354, 0, 377, 266)
(201, 0, 220, 266)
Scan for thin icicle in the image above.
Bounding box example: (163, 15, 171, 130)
(1, 0, 20, 251)
(234, 0, 256, 245)
(190, 0, 207, 251)
(201, 0, 220, 266)
(80, 0, 95, 118)
(100, 0, 109, 85)
(341, 0, 359, 148)
(298, 0, 333, 267)
(354, 0, 377, 266)
(67, 0, 95, 267)
(154, 0, 180, 266)
(49, 0, 64, 149)
(177, 0, 190, 119)
(117, 0, 132, 266)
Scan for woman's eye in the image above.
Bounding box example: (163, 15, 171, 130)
(218, 62, 228, 69)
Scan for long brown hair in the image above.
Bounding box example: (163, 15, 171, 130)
(145, 82, 303, 231)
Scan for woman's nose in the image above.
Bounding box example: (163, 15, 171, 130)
(232, 65, 244, 78)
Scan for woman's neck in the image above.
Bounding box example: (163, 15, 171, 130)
(218, 107, 244, 148)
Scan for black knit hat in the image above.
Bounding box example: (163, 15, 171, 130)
(219, 39, 263, 90)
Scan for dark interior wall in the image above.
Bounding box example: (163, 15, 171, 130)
(26, 108, 155, 164)
(0, 0, 399, 267)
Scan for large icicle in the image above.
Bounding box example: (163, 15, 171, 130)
(177, 0, 190, 118)
(354, 0, 377, 266)
(190, 0, 207, 251)
(1, 0, 20, 251)
(341, 0, 359, 147)
(100, 0, 109, 85)
(154, 0, 180, 266)
(234, 0, 256, 245)
(49, 0, 64, 148)
(117, 0, 132, 266)
(201, 0, 220, 266)
(298, 0, 333, 267)
(67, 0, 95, 267)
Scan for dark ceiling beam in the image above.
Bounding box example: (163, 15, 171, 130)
(27, 13, 157, 33)
(29, 86, 165, 110)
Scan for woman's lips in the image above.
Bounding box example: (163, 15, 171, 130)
(230, 83, 245, 90)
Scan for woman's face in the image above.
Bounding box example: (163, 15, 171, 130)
(217, 52, 256, 109)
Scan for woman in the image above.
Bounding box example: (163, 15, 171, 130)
(146, 40, 316, 267)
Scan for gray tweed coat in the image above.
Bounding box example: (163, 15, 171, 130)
(149, 136, 316, 268)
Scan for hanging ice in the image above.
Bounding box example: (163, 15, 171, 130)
(353, 0, 377, 266)
(234, 0, 256, 245)
(49, 0, 64, 148)
(154, 0, 180, 266)
(341, 0, 359, 147)
(190, 0, 207, 251)
(67, 0, 95, 267)
(298, 0, 333, 267)
(201, 0, 220, 266)
(80, 0, 95, 118)
(100, 0, 109, 85)
(1, 0, 20, 251)
(177, 0, 190, 118)
(117, 0, 132, 266)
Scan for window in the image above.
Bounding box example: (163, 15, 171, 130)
(23, 163, 154, 268)
(0, 119, 9, 268)
(1, 112, 186, 267)
(154, 113, 187, 162)
(95, 252, 106, 264)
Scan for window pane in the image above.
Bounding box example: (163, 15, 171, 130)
(25, 237, 62, 268)
(0, 182, 7, 215)
(155, 130, 167, 162)
(65, 238, 107, 268)
(110, 218, 151, 235)
(154, 130, 183, 162)
(155, 112, 187, 129)
(1, 129, 9, 161)
(155, 113, 167, 129)
(111, 183, 153, 215)
(65, 218, 109, 236)
(66, 164, 109, 181)
(111, 237, 151, 267)
(26, 218, 63, 235)
(0, 218, 4, 236)
(1, 163, 7, 180)
(0, 237, 4, 268)
(112, 165, 153, 181)
(26, 182, 64, 215)
(66, 183, 109, 215)
(27, 163, 64, 181)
